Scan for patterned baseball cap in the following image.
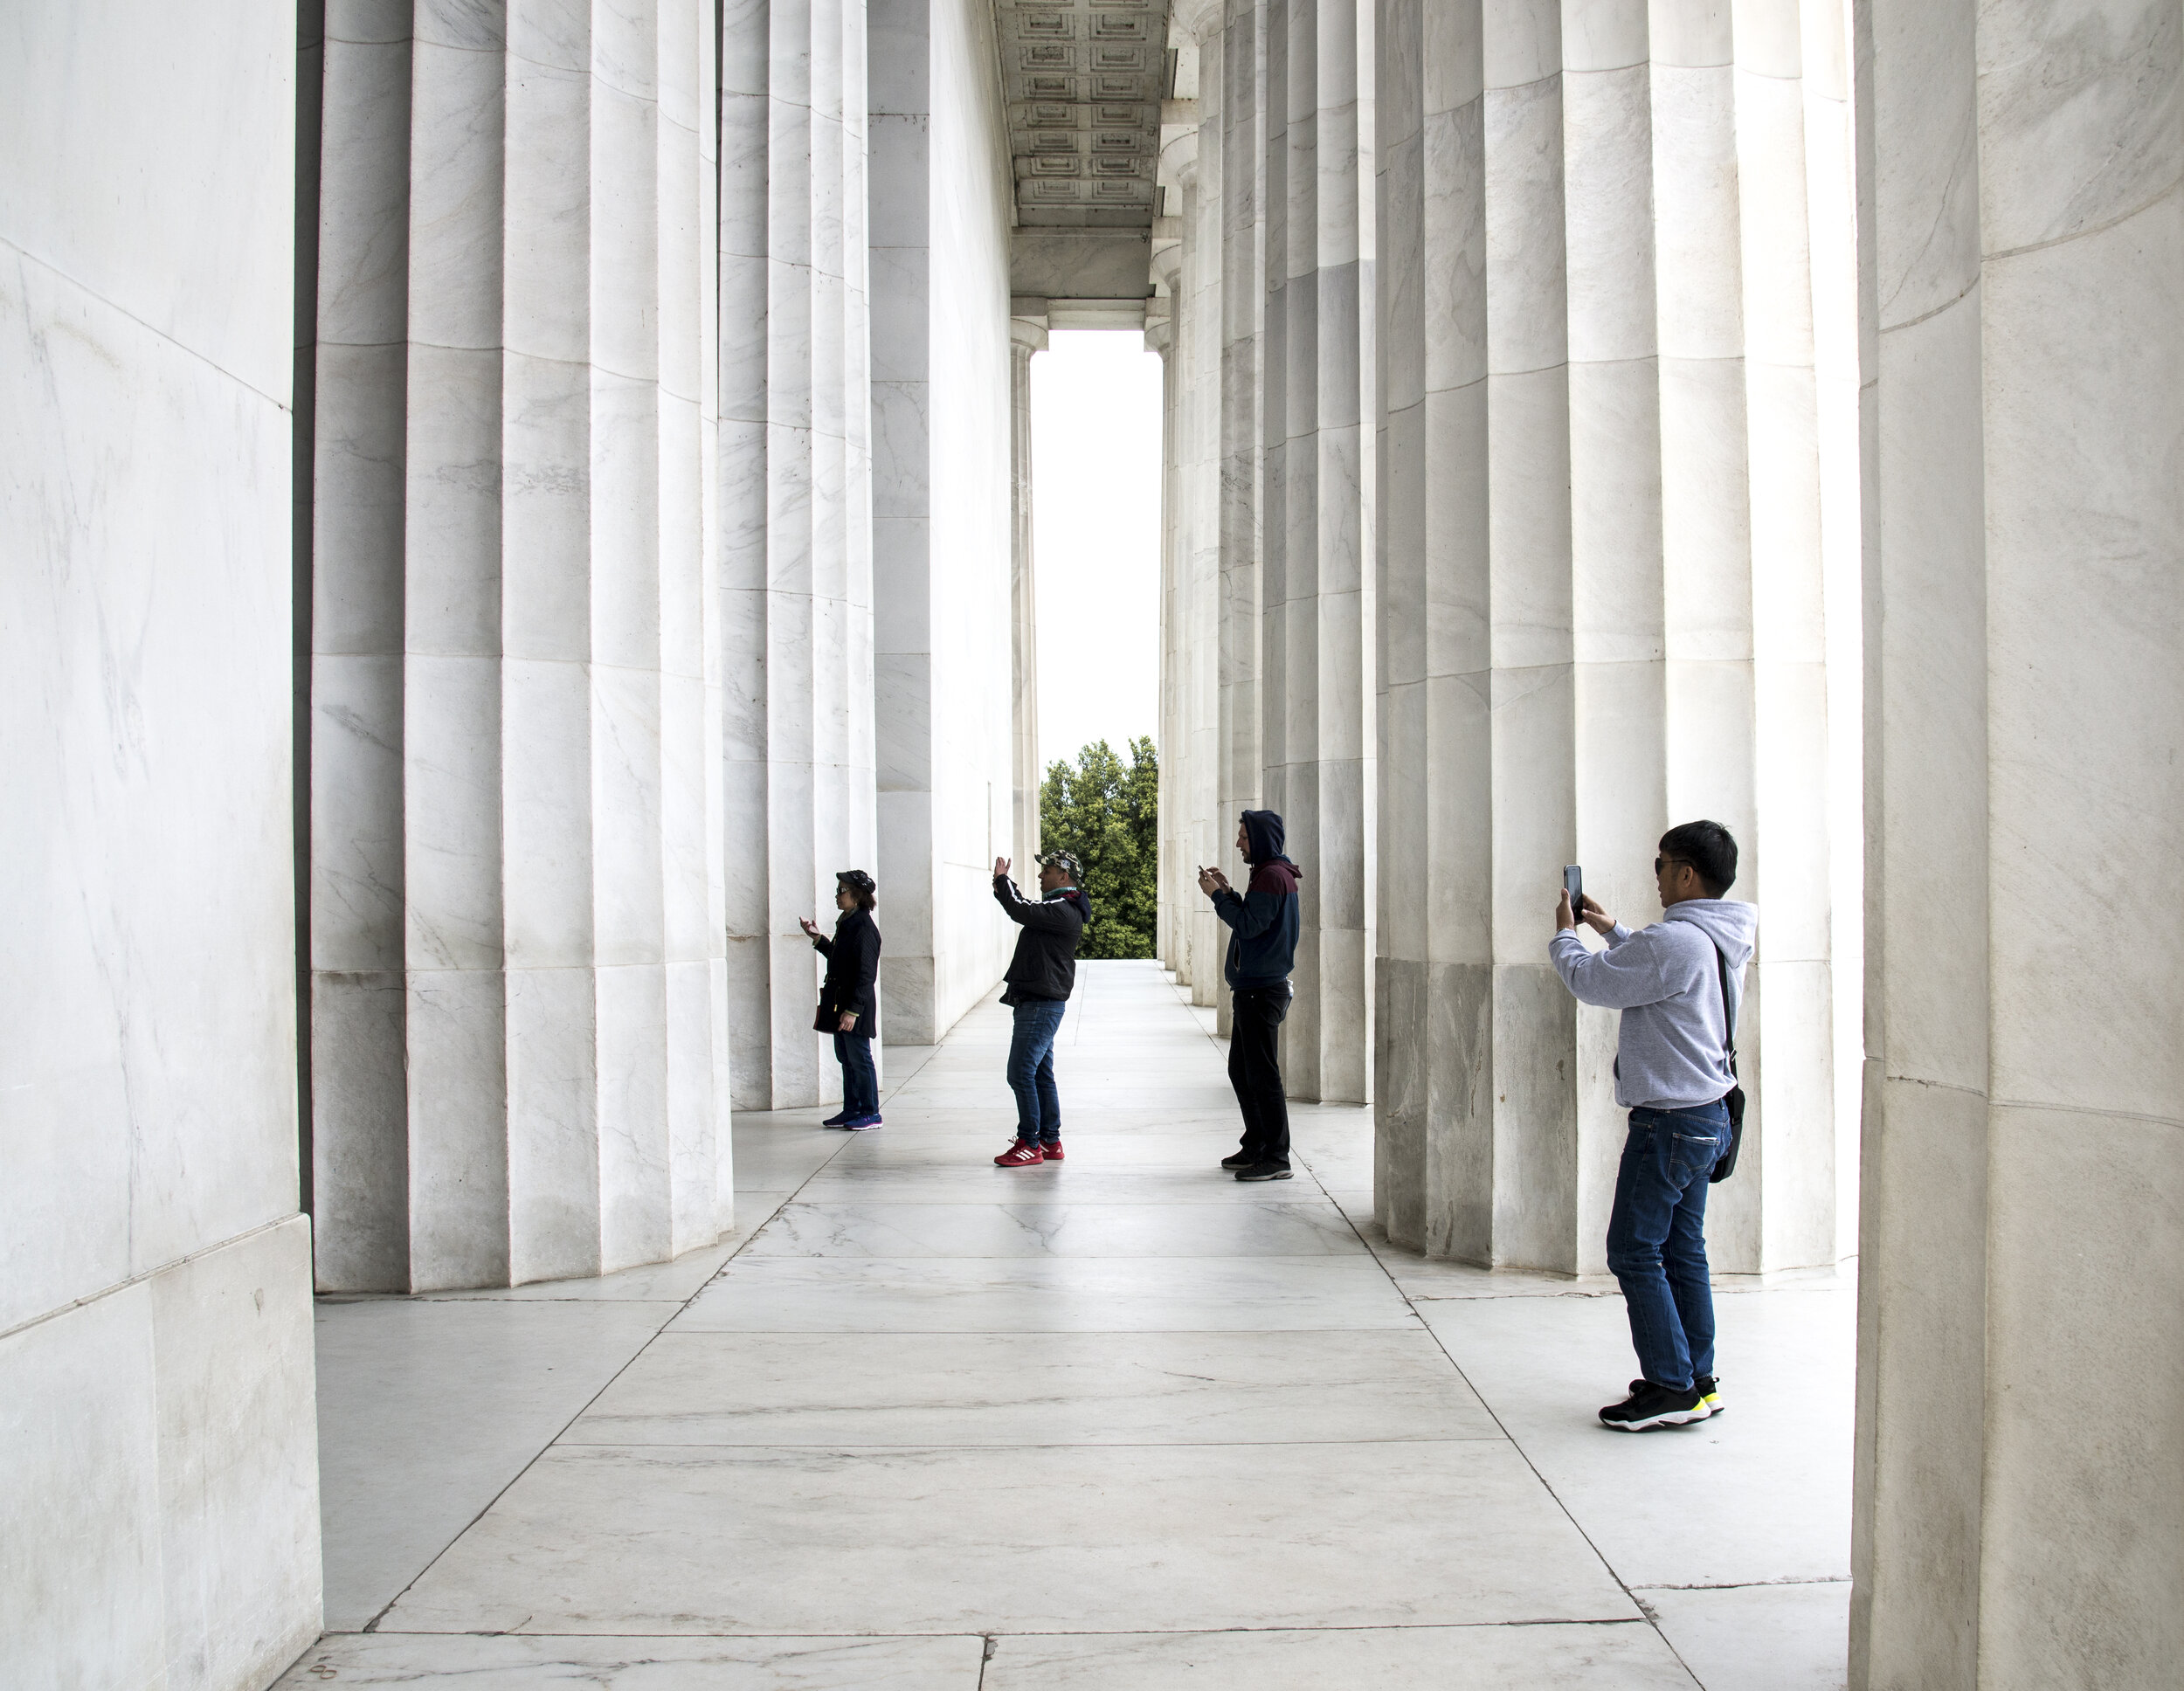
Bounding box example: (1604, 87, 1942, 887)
(1038, 852, 1082, 881)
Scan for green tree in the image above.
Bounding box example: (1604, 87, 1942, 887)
(1038, 736, 1158, 960)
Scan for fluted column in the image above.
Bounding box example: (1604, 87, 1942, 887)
(1261, 0, 1372, 1103)
(1852, 0, 2184, 1681)
(1216, 0, 1266, 1038)
(720, 0, 877, 1109)
(1373, 0, 1489, 1254)
(1147, 245, 1185, 977)
(1482, 0, 1577, 1265)
(1371, 0, 1847, 1274)
(311, 0, 731, 1291)
(1009, 313, 1047, 877)
(1165, 3, 1227, 1010)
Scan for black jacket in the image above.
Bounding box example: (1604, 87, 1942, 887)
(992, 876, 1089, 1004)
(812, 908, 881, 1032)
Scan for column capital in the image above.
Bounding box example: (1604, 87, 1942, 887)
(1170, 0, 1222, 43)
(1010, 315, 1049, 354)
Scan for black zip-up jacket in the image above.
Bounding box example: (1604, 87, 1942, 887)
(812, 908, 881, 1032)
(992, 876, 1089, 1004)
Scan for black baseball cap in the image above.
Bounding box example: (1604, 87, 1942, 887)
(835, 869, 875, 894)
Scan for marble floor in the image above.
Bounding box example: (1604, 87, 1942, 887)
(286, 961, 1853, 1689)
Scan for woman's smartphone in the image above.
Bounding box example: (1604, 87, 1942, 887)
(1564, 865, 1583, 913)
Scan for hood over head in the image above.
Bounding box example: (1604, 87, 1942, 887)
(1662, 899, 1756, 970)
(1240, 809, 1297, 871)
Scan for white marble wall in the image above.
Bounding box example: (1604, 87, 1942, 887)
(0, 0, 321, 1680)
(312, 0, 734, 1285)
(721, 0, 879, 1108)
(1367, 0, 1851, 1275)
(1851, 0, 2184, 1681)
(868, 0, 1017, 1046)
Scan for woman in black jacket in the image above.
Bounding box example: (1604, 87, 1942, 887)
(800, 870, 883, 1128)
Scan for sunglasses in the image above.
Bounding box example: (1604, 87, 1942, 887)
(1654, 856, 1691, 875)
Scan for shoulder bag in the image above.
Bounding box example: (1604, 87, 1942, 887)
(1708, 942, 1745, 1184)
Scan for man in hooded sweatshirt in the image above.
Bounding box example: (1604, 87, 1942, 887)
(1199, 809, 1303, 1182)
(1551, 818, 1757, 1432)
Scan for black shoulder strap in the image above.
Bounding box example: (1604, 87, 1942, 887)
(1711, 942, 1738, 1075)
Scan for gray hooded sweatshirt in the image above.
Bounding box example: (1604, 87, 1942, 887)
(1548, 899, 1758, 1111)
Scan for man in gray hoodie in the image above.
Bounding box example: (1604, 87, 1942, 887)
(1551, 819, 1756, 1432)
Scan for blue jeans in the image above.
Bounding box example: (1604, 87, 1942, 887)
(833, 1031, 878, 1118)
(1605, 1100, 1732, 1392)
(1006, 997, 1068, 1142)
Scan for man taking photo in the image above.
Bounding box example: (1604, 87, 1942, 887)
(990, 852, 1090, 1166)
(1551, 820, 1755, 1432)
(1199, 810, 1303, 1182)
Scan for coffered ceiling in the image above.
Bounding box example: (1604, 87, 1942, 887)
(993, 0, 1174, 231)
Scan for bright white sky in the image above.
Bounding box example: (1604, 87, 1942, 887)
(1030, 329, 1164, 776)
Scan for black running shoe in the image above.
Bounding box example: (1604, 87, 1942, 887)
(1600, 1380, 1711, 1432)
(1220, 1152, 1255, 1170)
(1630, 1375, 1724, 1415)
(1233, 1161, 1293, 1182)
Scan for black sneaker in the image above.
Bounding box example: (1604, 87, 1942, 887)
(1600, 1380, 1711, 1432)
(1629, 1375, 1724, 1415)
(1220, 1152, 1255, 1170)
(1233, 1161, 1293, 1182)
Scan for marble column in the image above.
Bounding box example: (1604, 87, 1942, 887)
(1262, 0, 1372, 1102)
(1010, 312, 1047, 879)
(1851, 0, 2184, 1681)
(1482, 0, 1578, 1267)
(312, 0, 733, 1289)
(720, 0, 878, 1108)
(1145, 248, 1185, 975)
(1165, 3, 1228, 1010)
(1371, 0, 1848, 1273)
(1372, 0, 1489, 1256)
(865, 0, 1015, 1048)
(3, 1, 321, 1676)
(1216, 0, 1267, 1040)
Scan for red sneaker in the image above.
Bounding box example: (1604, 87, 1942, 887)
(994, 1140, 1045, 1167)
(1042, 1141, 1065, 1161)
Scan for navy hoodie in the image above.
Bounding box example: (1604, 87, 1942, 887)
(1211, 809, 1302, 990)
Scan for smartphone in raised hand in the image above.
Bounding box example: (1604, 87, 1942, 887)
(1564, 865, 1583, 915)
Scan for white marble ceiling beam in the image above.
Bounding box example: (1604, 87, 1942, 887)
(310, 0, 730, 1291)
(1372, 0, 1490, 1256)
(1853, 0, 2184, 1678)
(720, 0, 876, 1108)
(1482, 0, 1578, 1270)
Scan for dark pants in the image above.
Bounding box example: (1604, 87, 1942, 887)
(833, 1030, 878, 1118)
(1227, 984, 1292, 1164)
(1605, 1101, 1733, 1391)
(1006, 997, 1068, 1142)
